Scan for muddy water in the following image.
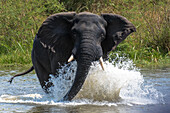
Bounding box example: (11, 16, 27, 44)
(0, 59, 169, 113)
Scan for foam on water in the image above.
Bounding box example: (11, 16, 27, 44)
(0, 55, 164, 106)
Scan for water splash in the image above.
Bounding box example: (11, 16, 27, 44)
(0, 54, 164, 106)
(48, 62, 77, 101)
(47, 54, 164, 104)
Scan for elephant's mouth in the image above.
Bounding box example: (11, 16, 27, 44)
(67, 54, 105, 70)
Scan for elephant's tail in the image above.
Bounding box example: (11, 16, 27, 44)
(8, 66, 34, 84)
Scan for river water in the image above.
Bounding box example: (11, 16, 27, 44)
(0, 58, 169, 113)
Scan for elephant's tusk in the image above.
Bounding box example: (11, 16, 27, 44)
(99, 57, 105, 71)
(68, 54, 74, 63)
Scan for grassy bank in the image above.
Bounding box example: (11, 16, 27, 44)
(0, 0, 169, 67)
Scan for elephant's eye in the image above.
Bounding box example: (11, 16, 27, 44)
(101, 33, 105, 41)
(72, 31, 77, 40)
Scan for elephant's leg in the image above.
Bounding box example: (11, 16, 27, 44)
(34, 63, 53, 93)
(32, 55, 53, 93)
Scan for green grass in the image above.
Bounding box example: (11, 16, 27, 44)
(0, 0, 169, 67)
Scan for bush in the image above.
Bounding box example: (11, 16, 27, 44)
(0, 0, 169, 66)
(0, 0, 65, 64)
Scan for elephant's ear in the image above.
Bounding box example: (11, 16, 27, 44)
(37, 12, 76, 54)
(101, 13, 136, 57)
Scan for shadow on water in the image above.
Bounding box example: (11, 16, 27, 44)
(5, 102, 169, 113)
(28, 104, 127, 113)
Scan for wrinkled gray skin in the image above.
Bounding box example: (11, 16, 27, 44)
(31, 12, 136, 101)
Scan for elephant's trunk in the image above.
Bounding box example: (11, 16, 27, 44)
(63, 38, 95, 101)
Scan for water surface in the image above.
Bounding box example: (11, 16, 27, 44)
(0, 60, 169, 113)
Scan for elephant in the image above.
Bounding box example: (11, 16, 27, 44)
(9, 12, 136, 101)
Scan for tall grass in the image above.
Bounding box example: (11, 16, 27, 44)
(0, 0, 169, 66)
(0, 0, 65, 65)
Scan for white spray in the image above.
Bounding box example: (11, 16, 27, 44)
(0, 54, 164, 105)
(48, 54, 164, 104)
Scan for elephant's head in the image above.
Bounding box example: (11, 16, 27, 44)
(37, 12, 136, 101)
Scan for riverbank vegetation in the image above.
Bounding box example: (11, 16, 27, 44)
(0, 0, 169, 67)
